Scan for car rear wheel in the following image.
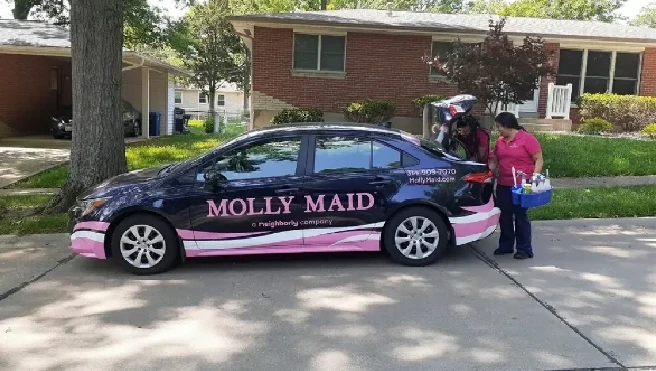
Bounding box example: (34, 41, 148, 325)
(383, 207, 448, 267)
(110, 214, 178, 275)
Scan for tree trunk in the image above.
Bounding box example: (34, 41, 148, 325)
(44, 0, 126, 213)
(321, 0, 327, 10)
(209, 86, 219, 133)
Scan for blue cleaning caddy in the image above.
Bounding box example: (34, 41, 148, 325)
(511, 185, 553, 208)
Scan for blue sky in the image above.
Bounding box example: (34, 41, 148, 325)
(0, 0, 652, 23)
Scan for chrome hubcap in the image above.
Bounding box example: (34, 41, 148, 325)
(394, 216, 440, 260)
(120, 225, 166, 269)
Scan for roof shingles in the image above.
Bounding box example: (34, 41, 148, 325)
(0, 19, 71, 48)
(230, 9, 656, 43)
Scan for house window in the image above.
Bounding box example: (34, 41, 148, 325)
(217, 94, 225, 106)
(431, 41, 454, 75)
(199, 93, 207, 104)
(175, 91, 182, 104)
(293, 33, 346, 72)
(557, 48, 642, 102)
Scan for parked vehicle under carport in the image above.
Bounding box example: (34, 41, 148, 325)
(51, 100, 142, 139)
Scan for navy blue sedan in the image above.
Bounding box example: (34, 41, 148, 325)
(69, 123, 500, 275)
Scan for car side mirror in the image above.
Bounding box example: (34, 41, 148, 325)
(203, 168, 227, 192)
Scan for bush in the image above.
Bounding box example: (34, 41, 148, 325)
(271, 108, 324, 125)
(641, 123, 656, 139)
(204, 117, 215, 133)
(578, 93, 656, 131)
(344, 99, 396, 124)
(203, 116, 225, 133)
(578, 118, 614, 135)
(413, 94, 449, 107)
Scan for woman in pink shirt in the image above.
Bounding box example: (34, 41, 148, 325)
(489, 112, 544, 260)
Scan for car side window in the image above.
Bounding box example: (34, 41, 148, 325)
(198, 137, 302, 181)
(372, 140, 402, 169)
(314, 136, 403, 174)
(314, 136, 370, 174)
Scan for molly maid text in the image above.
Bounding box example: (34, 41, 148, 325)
(207, 193, 375, 217)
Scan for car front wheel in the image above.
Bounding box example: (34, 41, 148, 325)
(110, 214, 179, 275)
(383, 207, 448, 267)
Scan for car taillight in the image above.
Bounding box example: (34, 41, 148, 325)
(464, 170, 494, 183)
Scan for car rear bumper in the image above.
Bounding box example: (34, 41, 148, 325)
(449, 197, 500, 245)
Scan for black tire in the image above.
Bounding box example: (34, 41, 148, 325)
(110, 214, 179, 275)
(383, 207, 449, 267)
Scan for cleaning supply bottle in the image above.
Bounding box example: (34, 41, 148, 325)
(544, 169, 551, 190)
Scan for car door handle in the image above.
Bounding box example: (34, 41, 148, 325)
(274, 186, 299, 194)
(369, 177, 393, 187)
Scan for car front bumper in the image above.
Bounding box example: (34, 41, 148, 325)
(68, 205, 109, 259)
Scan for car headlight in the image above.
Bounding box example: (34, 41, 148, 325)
(79, 197, 111, 216)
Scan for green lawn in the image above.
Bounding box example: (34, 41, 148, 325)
(9, 126, 244, 189)
(529, 185, 656, 220)
(529, 133, 656, 178)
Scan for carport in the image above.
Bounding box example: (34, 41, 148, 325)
(0, 19, 191, 140)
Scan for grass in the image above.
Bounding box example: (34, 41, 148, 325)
(527, 133, 656, 178)
(0, 194, 52, 209)
(0, 214, 68, 235)
(9, 125, 245, 189)
(529, 185, 656, 220)
(0, 195, 67, 236)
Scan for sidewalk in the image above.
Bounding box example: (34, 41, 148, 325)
(550, 175, 656, 188)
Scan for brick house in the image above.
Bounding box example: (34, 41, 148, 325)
(0, 19, 190, 139)
(229, 9, 656, 133)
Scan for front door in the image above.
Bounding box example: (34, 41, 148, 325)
(518, 77, 541, 113)
(300, 134, 403, 249)
(186, 135, 307, 251)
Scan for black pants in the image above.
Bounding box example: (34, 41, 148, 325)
(495, 185, 533, 255)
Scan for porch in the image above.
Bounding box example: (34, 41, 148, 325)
(497, 83, 574, 132)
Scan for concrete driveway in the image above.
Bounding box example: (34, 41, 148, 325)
(0, 218, 655, 371)
(0, 136, 70, 188)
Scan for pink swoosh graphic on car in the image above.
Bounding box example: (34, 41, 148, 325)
(73, 221, 111, 232)
(176, 229, 270, 240)
(460, 197, 495, 213)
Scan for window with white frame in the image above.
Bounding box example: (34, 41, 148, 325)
(431, 41, 454, 75)
(175, 91, 182, 104)
(199, 93, 207, 104)
(293, 33, 346, 72)
(557, 48, 642, 102)
(216, 94, 225, 106)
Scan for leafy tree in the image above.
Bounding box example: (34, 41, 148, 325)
(630, 2, 656, 28)
(176, 0, 246, 132)
(497, 0, 626, 22)
(7, 0, 171, 49)
(427, 18, 554, 115)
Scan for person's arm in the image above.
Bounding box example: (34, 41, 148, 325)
(533, 151, 543, 174)
(488, 151, 498, 172)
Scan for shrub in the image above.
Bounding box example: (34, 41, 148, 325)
(203, 117, 215, 133)
(578, 93, 656, 131)
(578, 118, 614, 136)
(344, 99, 396, 124)
(271, 108, 324, 125)
(641, 123, 656, 139)
(413, 94, 449, 107)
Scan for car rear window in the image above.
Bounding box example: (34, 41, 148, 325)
(420, 138, 465, 160)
